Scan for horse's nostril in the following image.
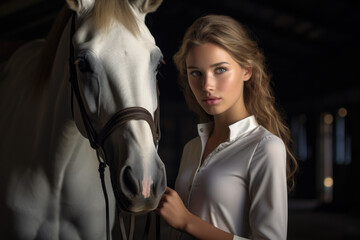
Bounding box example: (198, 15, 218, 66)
(121, 167, 140, 196)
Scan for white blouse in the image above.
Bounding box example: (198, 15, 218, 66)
(174, 116, 288, 240)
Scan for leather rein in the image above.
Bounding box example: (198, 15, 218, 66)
(68, 14, 161, 240)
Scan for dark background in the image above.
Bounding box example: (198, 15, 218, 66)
(1, 0, 360, 239)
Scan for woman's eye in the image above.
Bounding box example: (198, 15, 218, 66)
(215, 67, 226, 74)
(190, 71, 201, 77)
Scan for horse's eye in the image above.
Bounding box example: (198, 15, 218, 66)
(156, 59, 165, 73)
(75, 58, 91, 73)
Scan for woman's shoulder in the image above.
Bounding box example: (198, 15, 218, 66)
(249, 126, 286, 167)
(254, 125, 285, 147)
(237, 124, 284, 149)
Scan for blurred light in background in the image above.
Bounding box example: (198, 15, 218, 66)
(336, 107, 352, 165)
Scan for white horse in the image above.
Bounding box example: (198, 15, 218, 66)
(0, 0, 166, 239)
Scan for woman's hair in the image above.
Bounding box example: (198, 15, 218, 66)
(173, 14, 298, 191)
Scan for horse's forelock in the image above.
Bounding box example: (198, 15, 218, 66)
(93, 0, 140, 36)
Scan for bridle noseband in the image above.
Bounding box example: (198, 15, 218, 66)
(68, 14, 161, 240)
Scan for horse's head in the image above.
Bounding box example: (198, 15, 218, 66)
(66, 0, 166, 213)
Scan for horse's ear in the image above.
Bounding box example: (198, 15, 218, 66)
(66, 0, 94, 14)
(130, 0, 163, 13)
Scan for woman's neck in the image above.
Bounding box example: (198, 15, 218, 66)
(212, 110, 250, 140)
(200, 109, 250, 164)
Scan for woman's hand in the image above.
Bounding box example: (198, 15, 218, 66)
(156, 187, 233, 240)
(155, 186, 191, 231)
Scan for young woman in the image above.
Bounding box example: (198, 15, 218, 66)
(156, 15, 297, 240)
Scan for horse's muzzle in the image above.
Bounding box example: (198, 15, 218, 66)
(116, 159, 166, 213)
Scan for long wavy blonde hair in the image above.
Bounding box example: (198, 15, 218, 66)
(173, 14, 297, 190)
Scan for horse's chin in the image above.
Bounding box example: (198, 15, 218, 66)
(116, 194, 161, 214)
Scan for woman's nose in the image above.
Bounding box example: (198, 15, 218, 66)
(202, 74, 215, 92)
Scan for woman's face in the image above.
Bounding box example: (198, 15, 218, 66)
(186, 43, 252, 121)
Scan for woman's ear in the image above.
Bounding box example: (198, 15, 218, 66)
(129, 0, 163, 13)
(243, 66, 252, 81)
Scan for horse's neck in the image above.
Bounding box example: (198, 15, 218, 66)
(36, 17, 91, 158)
(0, 19, 94, 184)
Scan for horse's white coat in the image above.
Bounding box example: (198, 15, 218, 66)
(0, 0, 165, 239)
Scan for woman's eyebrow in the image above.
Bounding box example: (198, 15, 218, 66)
(187, 62, 230, 69)
(187, 66, 198, 69)
(210, 62, 230, 67)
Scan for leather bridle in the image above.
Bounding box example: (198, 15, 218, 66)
(68, 14, 161, 240)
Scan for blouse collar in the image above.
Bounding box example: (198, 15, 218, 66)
(197, 115, 259, 142)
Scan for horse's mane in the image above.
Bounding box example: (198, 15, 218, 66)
(35, 0, 142, 91)
(34, 5, 72, 91)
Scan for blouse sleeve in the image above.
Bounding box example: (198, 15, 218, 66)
(248, 136, 288, 240)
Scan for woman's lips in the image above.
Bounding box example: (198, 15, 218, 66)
(203, 97, 221, 105)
